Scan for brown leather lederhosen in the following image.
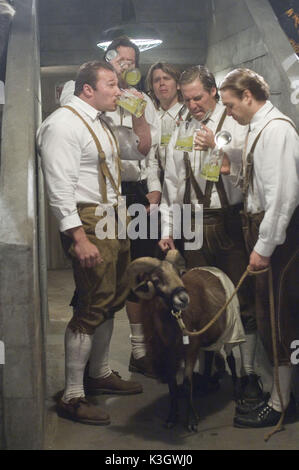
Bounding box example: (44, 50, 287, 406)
(183, 110, 255, 327)
(241, 117, 299, 364)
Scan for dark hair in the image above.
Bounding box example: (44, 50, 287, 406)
(179, 65, 220, 101)
(104, 35, 140, 67)
(219, 68, 270, 101)
(74, 61, 115, 96)
(145, 62, 183, 108)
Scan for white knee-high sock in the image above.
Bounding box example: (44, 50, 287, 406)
(268, 365, 292, 412)
(88, 319, 114, 379)
(239, 332, 257, 376)
(130, 323, 146, 360)
(62, 326, 93, 403)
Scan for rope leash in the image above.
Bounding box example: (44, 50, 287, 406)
(171, 265, 268, 337)
(171, 264, 285, 442)
(264, 266, 285, 442)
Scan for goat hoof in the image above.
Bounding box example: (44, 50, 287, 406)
(165, 420, 176, 429)
(187, 423, 198, 433)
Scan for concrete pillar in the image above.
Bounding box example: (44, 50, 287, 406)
(0, 0, 46, 449)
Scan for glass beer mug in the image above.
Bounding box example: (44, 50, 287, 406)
(174, 121, 196, 152)
(200, 130, 232, 182)
(160, 119, 176, 147)
(105, 49, 141, 86)
(116, 89, 147, 118)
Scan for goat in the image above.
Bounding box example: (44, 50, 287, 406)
(127, 249, 245, 431)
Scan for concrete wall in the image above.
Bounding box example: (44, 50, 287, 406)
(205, 0, 299, 127)
(40, 70, 75, 270)
(0, 0, 46, 449)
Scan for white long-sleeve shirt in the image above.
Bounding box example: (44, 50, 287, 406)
(230, 101, 299, 257)
(60, 80, 160, 192)
(161, 102, 247, 238)
(37, 95, 120, 232)
(153, 102, 189, 192)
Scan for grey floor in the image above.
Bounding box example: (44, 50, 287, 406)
(45, 269, 299, 451)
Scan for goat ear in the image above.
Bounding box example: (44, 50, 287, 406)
(133, 280, 155, 299)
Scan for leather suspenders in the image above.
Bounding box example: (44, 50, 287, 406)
(63, 105, 121, 203)
(183, 109, 229, 208)
(243, 117, 298, 212)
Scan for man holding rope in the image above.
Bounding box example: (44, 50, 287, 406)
(220, 68, 299, 428)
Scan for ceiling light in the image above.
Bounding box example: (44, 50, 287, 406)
(97, 0, 162, 52)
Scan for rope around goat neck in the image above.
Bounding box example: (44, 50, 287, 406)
(171, 265, 285, 442)
(172, 266, 267, 338)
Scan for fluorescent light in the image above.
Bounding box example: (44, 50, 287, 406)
(97, 38, 162, 52)
(97, 22, 162, 53)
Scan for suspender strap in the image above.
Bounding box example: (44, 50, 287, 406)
(213, 109, 229, 209)
(63, 106, 121, 203)
(183, 108, 229, 208)
(215, 109, 227, 134)
(183, 111, 206, 205)
(183, 152, 206, 205)
(243, 118, 298, 212)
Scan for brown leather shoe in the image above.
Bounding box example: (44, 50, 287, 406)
(57, 397, 110, 426)
(128, 354, 157, 379)
(85, 370, 143, 395)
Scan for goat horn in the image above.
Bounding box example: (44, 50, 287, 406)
(127, 257, 161, 290)
(165, 249, 186, 271)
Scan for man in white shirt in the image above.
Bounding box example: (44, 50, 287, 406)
(219, 68, 299, 428)
(146, 62, 188, 189)
(37, 61, 143, 426)
(159, 65, 262, 400)
(59, 37, 160, 379)
(103, 37, 161, 378)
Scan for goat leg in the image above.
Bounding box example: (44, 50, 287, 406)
(182, 376, 199, 432)
(225, 350, 242, 401)
(203, 350, 214, 378)
(165, 377, 179, 428)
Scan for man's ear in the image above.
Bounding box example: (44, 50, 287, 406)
(211, 86, 217, 98)
(242, 89, 252, 103)
(82, 83, 94, 98)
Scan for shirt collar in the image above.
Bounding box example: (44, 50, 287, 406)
(249, 101, 274, 132)
(68, 95, 102, 122)
(208, 102, 224, 123)
(190, 101, 223, 125)
(158, 102, 185, 120)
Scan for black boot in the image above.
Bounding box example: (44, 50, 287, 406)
(235, 393, 270, 415)
(242, 373, 264, 401)
(234, 403, 281, 428)
(234, 395, 297, 428)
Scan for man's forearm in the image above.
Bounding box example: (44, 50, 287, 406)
(66, 225, 86, 242)
(65, 225, 103, 267)
(132, 115, 151, 155)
